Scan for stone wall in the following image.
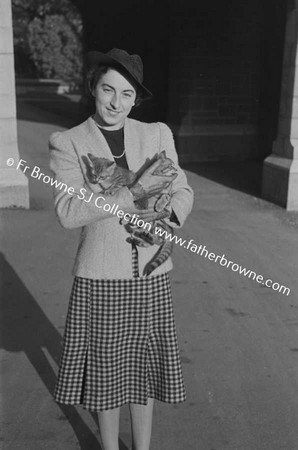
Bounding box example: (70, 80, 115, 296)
(166, 0, 286, 161)
(0, 0, 29, 208)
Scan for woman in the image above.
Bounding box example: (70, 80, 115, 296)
(49, 48, 194, 450)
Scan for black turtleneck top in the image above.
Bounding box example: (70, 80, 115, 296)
(98, 126, 129, 170)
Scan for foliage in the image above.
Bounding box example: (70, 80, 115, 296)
(12, 0, 83, 84)
(28, 15, 82, 83)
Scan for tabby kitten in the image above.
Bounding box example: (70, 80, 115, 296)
(83, 151, 176, 276)
(83, 154, 136, 195)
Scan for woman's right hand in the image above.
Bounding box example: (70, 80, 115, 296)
(130, 159, 177, 200)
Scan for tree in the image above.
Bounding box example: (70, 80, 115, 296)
(12, 0, 83, 84)
(28, 15, 82, 83)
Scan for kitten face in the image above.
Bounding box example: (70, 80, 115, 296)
(152, 150, 177, 176)
(86, 153, 116, 183)
(96, 162, 115, 180)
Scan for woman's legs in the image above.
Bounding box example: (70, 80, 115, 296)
(97, 398, 154, 450)
(97, 407, 120, 450)
(129, 398, 154, 450)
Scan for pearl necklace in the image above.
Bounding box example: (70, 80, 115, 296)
(93, 116, 126, 159)
(111, 148, 126, 159)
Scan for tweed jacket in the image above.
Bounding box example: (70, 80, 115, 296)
(49, 116, 194, 279)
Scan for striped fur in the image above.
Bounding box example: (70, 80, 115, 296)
(83, 153, 175, 276)
(143, 239, 173, 276)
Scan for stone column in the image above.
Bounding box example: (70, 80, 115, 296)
(0, 0, 29, 208)
(262, 0, 298, 210)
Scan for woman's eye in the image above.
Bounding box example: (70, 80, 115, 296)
(103, 88, 112, 93)
(123, 93, 132, 98)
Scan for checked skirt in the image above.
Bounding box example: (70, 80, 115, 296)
(54, 245, 186, 411)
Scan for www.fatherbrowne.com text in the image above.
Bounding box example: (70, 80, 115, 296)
(153, 225, 291, 296)
(12, 158, 291, 296)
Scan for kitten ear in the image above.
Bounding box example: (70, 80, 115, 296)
(159, 150, 166, 159)
(87, 153, 96, 162)
(106, 160, 115, 167)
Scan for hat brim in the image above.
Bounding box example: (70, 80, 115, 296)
(86, 51, 152, 100)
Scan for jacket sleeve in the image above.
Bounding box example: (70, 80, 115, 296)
(49, 131, 135, 229)
(158, 122, 194, 229)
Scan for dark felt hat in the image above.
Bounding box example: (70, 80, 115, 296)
(86, 48, 152, 99)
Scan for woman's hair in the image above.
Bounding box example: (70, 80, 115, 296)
(85, 64, 143, 107)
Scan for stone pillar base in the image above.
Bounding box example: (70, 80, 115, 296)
(0, 168, 29, 208)
(262, 154, 298, 210)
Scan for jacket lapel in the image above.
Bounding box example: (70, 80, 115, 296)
(124, 118, 142, 172)
(81, 116, 143, 173)
(83, 116, 115, 161)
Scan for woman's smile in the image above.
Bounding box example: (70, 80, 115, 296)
(93, 69, 136, 130)
(106, 108, 121, 115)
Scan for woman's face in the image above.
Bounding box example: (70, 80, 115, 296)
(93, 68, 137, 130)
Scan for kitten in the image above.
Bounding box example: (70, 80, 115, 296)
(82, 151, 177, 276)
(83, 154, 136, 195)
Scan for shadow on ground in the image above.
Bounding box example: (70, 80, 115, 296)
(182, 159, 264, 198)
(0, 252, 129, 450)
(16, 94, 84, 129)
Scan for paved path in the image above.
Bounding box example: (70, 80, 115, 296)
(1, 100, 298, 450)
